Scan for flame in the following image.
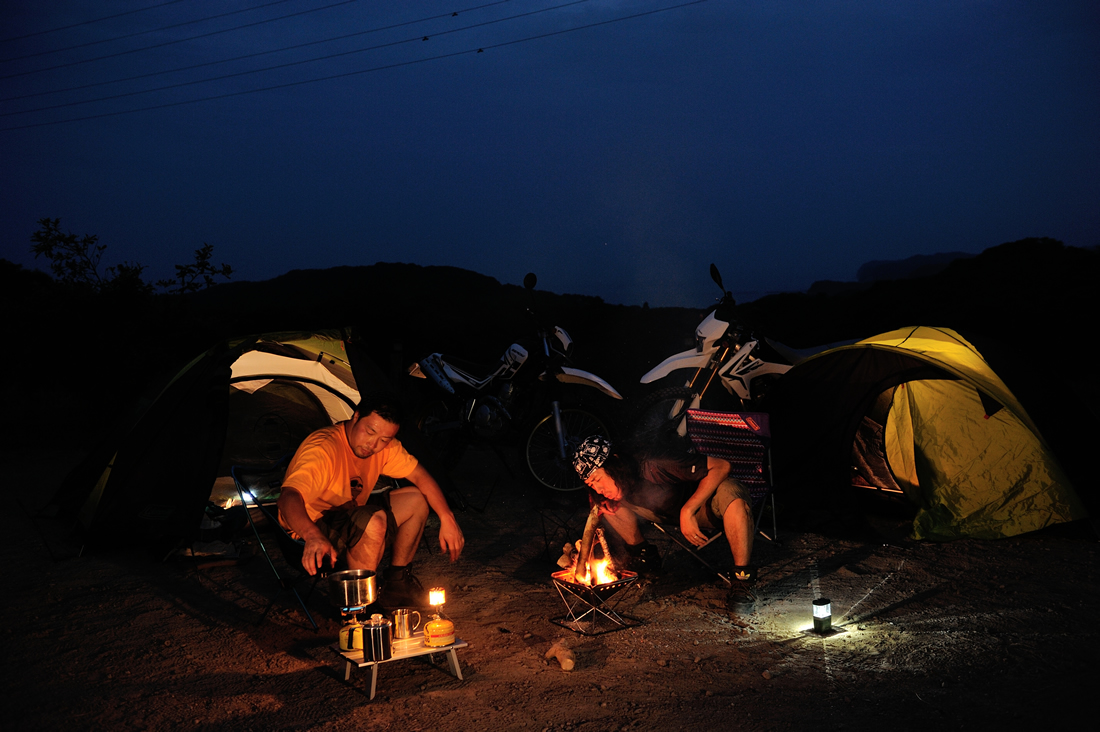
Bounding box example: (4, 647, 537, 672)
(572, 556, 618, 586)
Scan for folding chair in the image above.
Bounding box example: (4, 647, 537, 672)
(649, 409, 778, 586)
(231, 456, 321, 631)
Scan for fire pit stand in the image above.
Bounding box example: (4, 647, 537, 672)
(550, 569, 643, 636)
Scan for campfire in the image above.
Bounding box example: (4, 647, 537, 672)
(556, 505, 620, 586)
(550, 505, 642, 636)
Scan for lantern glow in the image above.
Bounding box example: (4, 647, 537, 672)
(812, 598, 832, 633)
(430, 587, 446, 607)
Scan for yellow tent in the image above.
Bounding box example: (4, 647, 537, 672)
(770, 326, 1086, 539)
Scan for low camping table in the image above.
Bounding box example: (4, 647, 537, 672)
(334, 633, 467, 700)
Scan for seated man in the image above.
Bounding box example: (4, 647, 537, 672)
(572, 434, 757, 609)
(277, 391, 464, 607)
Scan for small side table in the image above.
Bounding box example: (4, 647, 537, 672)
(335, 635, 468, 700)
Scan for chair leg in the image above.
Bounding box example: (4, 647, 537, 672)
(650, 523, 732, 586)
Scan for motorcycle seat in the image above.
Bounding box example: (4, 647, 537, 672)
(438, 354, 503, 387)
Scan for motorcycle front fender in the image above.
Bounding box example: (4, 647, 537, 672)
(640, 348, 716, 384)
(554, 366, 624, 400)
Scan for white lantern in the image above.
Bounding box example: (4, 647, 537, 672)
(812, 598, 832, 633)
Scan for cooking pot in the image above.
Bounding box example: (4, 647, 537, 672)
(362, 613, 393, 662)
(328, 569, 377, 609)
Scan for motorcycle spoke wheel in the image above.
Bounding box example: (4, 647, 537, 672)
(629, 386, 696, 442)
(526, 408, 609, 492)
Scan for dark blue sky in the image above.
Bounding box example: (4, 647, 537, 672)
(2, 1, 1097, 306)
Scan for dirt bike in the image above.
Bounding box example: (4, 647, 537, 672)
(408, 273, 622, 491)
(632, 264, 796, 438)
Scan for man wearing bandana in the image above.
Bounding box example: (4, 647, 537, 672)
(572, 434, 757, 610)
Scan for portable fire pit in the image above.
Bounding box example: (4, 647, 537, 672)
(550, 569, 643, 636)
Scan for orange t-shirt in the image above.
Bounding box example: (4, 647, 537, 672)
(279, 423, 418, 532)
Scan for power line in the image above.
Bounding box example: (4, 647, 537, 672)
(2, 0, 514, 103)
(2, 0, 583, 118)
(1, 0, 299, 63)
(0, 0, 361, 78)
(1, 0, 707, 132)
(0, 0, 188, 43)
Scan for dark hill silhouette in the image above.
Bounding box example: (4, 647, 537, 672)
(4, 237, 1095, 511)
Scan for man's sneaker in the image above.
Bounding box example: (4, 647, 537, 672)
(726, 579, 757, 614)
(624, 542, 662, 576)
(379, 565, 426, 608)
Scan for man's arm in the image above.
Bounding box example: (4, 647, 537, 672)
(679, 456, 731, 547)
(277, 487, 338, 576)
(403, 463, 465, 561)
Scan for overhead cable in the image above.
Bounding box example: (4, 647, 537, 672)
(2, 0, 584, 117)
(2, 0, 514, 103)
(0, 0, 188, 43)
(1, 1, 300, 63)
(0, 0, 361, 77)
(1, 0, 708, 132)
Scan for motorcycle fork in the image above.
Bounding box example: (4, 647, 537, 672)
(684, 344, 730, 405)
(550, 400, 567, 460)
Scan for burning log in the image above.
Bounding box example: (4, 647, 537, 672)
(595, 528, 618, 579)
(572, 504, 601, 584)
(545, 640, 575, 671)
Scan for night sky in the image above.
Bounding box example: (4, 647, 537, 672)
(2, 1, 1097, 306)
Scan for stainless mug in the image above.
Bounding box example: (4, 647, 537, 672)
(392, 608, 422, 639)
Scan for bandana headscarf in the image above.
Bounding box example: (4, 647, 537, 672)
(572, 434, 612, 480)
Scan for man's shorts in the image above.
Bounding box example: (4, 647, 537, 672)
(316, 492, 396, 558)
(699, 478, 751, 529)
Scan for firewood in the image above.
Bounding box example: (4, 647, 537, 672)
(545, 641, 575, 671)
(573, 504, 600, 583)
(595, 528, 619, 579)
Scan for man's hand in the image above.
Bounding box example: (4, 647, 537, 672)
(680, 511, 708, 548)
(438, 516, 465, 562)
(278, 486, 338, 575)
(405, 464, 465, 562)
(301, 534, 338, 576)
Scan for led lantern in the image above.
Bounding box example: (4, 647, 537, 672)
(812, 598, 832, 633)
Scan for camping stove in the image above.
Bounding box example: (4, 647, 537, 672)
(550, 569, 643, 636)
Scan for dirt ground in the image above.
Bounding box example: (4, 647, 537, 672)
(6, 445, 1098, 732)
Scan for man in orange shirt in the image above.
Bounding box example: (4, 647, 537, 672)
(277, 391, 464, 607)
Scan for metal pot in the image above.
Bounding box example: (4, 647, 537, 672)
(328, 569, 377, 609)
(362, 613, 393, 662)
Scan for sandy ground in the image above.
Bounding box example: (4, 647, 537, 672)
(6, 445, 1099, 731)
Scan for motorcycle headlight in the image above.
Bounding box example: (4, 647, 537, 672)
(553, 326, 574, 357)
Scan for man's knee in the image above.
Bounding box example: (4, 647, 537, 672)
(361, 509, 388, 541)
(392, 488, 429, 529)
(723, 498, 752, 526)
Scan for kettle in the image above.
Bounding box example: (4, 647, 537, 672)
(362, 613, 394, 662)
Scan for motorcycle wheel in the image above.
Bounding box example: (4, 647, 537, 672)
(628, 386, 696, 443)
(525, 408, 610, 492)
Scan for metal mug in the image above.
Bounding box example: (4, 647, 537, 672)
(392, 608, 422, 639)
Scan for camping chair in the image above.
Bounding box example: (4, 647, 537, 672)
(231, 456, 321, 631)
(648, 409, 778, 586)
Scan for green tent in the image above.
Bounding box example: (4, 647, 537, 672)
(768, 326, 1086, 539)
(57, 329, 400, 555)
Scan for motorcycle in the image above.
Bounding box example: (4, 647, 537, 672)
(632, 264, 797, 437)
(408, 273, 623, 492)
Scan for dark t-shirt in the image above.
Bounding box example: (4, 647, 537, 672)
(626, 451, 710, 520)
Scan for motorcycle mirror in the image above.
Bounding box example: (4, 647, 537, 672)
(709, 263, 724, 291)
(523, 272, 537, 290)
